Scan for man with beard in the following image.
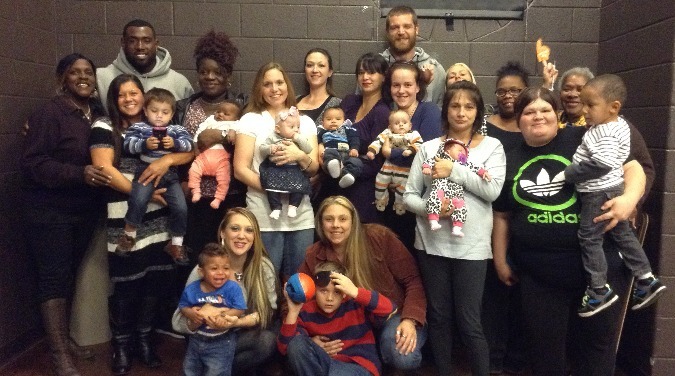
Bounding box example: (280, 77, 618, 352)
(381, 6, 445, 108)
(97, 19, 194, 110)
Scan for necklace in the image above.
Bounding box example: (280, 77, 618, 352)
(447, 131, 475, 148)
(406, 101, 418, 118)
(234, 272, 243, 282)
(68, 97, 91, 121)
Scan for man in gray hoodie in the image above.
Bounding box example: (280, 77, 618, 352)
(381, 6, 445, 108)
(97, 19, 194, 111)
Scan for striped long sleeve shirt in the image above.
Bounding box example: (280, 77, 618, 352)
(123, 121, 193, 163)
(277, 288, 396, 376)
(564, 117, 630, 192)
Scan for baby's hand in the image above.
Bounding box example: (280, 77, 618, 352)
(349, 149, 359, 158)
(146, 136, 160, 150)
(422, 165, 432, 176)
(162, 136, 175, 149)
(481, 170, 492, 182)
(402, 149, 413, 157)
(420, 63, 434, 84)
(366, 151, 375, 160)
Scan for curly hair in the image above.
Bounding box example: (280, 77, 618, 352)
(496, 61, 530, 87)
(193, 30, 239, 74)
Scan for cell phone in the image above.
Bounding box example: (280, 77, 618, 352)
(152, 127, 167, 139)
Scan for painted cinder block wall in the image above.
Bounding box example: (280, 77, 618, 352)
(1, 0, 673, 374)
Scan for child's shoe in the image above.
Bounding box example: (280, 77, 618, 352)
(326, 159, 341, 178)
(287, 205, 297, 218)
(375, 198, 387, 212)
(578, 284, 619, 317)
(269, 210, 281, 220)
(393, 202, 406, 215)
(164, 244, 190, 266)
(631, 276, 666, 310)
(338, 173, 355, 188)
(451, 226, 465, 237)
(429, 220, 441, 231)
(115, 234, 136, 256)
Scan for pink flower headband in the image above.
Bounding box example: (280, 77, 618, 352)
(276, 106, 299, 123)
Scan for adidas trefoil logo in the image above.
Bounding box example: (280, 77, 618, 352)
(520, 168, 565, 197)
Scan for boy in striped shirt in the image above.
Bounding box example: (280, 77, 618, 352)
(558, 74, 665, 317)
(277, 261, 396, 376)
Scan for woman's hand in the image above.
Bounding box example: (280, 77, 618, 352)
(139, 157, 172, 187)
(594, 194, 635, 232)
(395, 318, 417, 355)
(494, 261, 518, 286)
(85, 165, 112, 187)
(431, 157, 453, 179)
(269, 140, 306, 166)
(311, 335, 343, 357)
(151, 187, 168, 206)
(204, 314, 238, 331)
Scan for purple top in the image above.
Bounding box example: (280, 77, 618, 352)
(340, 94, 390, 223)
(389, 101, 442, 167)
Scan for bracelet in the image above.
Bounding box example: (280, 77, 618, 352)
(300, 156, 313, 172)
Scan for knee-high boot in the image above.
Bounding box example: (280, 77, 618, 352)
(135, 296, 162, 368)
(64, 299, 95, 360)
(41, 299, 80, 376)
(109, 297, 135, 375)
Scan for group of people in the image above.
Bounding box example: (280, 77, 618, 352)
(20, 5, 665, 376)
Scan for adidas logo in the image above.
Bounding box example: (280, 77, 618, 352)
(520, 168, 565, 197)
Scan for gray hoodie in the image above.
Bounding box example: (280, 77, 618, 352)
(381, 47, 445, 109)
(96, 46, 194, 111)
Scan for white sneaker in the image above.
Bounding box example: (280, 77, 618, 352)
(452, 226, 465, 237)
(287, 205, 297, 218)
(327, 159, 341, 178)
(338, 173, 355, 188)
(430, 220, 441, 231)
(269, 210, 280, 220)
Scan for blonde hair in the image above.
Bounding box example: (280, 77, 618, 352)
(218, 207, 278, 329)
(314, 196, 375, 290)
(244, 62, 297, 114)
(446, 63, 476, 84)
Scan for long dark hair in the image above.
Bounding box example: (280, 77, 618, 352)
(442, 81, 485, 134)
(106, 74, 145, 165)
(303, 48, 335, 96)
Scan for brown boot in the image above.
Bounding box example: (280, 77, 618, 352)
(41, 299, 81, 376)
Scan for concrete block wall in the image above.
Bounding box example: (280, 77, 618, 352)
(1, 0, 673, 372)
(0, 0, 58, 363)
(599, 0, 675, 374)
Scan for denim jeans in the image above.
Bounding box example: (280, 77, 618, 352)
(322, 148, 363, 177)
(183, 331, 236, 376)
(286, 335, 371, 376)
(578, 186, 651, 287)
(126, 166, 187, 236)
(378, 313, 427, 370)
(261, 229, 314, 277)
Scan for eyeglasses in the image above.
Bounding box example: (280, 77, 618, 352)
(495, 88, 523, 98)
(314, 271, 335, 288)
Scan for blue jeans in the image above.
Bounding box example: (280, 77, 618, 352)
(287, 335, 371, 376)
(578, 186, 651, 287)
(126, 166, 187, 236)
(261, 229, 314, 277)
(379, 313, 427, 370)
(183, 332, 236, 376)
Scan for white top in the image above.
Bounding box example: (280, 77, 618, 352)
(404, 136, 506, 260)
(193, 116, 238, 141)
(237, 111, 317, 231)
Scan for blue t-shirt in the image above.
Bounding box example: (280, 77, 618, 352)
(178, 279, 247, 336)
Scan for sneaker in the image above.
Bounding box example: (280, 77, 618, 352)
(164, 244, 190, 266)
(326, 159, 341, 178)
(338, 173, 355, 188)
(631, 276, 666, 310)
(578, 285, 619, 317)
(115, 234, 136, 256)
